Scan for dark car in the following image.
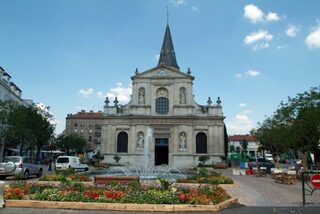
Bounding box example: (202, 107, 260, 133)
(248, 157, 275, 171)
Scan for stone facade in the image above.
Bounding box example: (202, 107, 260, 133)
(100, 25, 226, 168)
(100, 26, 224, 168)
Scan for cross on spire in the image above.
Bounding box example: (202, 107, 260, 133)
(166, 6, 170, 25)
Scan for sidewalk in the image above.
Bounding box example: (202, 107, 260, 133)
(216, 168, 320, 206)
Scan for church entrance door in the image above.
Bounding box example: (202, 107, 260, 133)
(155, 138, 168, 165)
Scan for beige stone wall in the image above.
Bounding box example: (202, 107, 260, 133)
(101, 65, 225, 168)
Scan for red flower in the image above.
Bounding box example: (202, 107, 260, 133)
(68, 175, 76, 180)
(177, 191, 189, 202)
(104, 190, 123, 199)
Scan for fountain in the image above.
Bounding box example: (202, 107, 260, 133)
(94, 127, 191, 181)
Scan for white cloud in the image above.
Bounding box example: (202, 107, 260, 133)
(239, 103, 246, 107)
(244, 4, 280, 23)
(277, 45, 287, 49)
(244, 30, 273, 44)
(226, 113, 254, 134)
(170, 0, 186, 6)
(246, 70, 260, 77)
(253, 43, 270, 51)
(78, 88, 94, 98)
(236, 114, 249, 121)
(103, 83, 132, 104)
(286, 25, 299, 37)
(192, 6, 199, 12)
(244, 4, 264, 23)
(244, 110, 254, 114)
(36, 102, 47, 111)
(244, 30, 273, 51)
(96, 91, 107, 99)
(305, 23, 320, 49)
(265, 12, 280, 22)
(235, 70, 261, 79)
(154, 54, 160, 61)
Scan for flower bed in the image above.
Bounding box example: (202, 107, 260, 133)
(177, 168, 234, 185)
(4, 180, 230, 206)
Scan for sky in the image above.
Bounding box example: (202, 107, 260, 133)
(1, 0, 320, 135)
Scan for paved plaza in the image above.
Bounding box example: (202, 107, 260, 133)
(218, 168, 320, 207)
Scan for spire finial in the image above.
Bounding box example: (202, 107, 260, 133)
(166, 6, 170, 25)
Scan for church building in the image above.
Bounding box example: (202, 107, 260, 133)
(101, 24, 225, 168)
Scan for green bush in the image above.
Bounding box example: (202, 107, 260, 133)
(198, 155, 210, 166)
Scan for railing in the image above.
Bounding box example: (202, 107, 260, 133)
(301, 171, 320, 206)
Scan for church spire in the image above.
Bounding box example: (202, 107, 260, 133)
(158, 24, 180, 70)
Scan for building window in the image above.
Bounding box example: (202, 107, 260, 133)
(117, 131, 128, 153)
(88, 136, 92, 142)
(74, 122, 78, 127)
(196, 132, 207, 154)
(89, 129, 92, 134)
(156, 97, 169, 114)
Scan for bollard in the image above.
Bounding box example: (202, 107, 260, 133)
(0, 181, 5, 208)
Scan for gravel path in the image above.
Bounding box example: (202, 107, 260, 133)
(217, 168, 320, 206)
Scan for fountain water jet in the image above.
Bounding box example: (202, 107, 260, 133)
(97, 127, 189, 181)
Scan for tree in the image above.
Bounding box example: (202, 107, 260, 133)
(252, 86, 320, 170)
(230, 145, 235, 153)
(57, 134, 87, 155)
(0, 101, 55, 158)
(240, 139, 248, 159)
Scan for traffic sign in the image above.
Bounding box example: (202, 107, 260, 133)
(311, 174, 320, 188)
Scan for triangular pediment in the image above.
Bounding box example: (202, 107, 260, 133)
(131, 65, 194, 80)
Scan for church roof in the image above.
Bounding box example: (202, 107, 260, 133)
(158, 24, 179, 70)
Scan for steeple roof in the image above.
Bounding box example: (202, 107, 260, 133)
(158, 24, 180, 70)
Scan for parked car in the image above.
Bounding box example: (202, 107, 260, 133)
(265, 154, 274, 162)
(0, 156, 43, 180)
(247, 157, 275, 170)
(55, 156, 89, 172)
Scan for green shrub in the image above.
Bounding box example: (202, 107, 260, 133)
(198, 155, 210, 166)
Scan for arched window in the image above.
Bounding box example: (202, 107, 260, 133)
(156, 97, 169, 114)
(196, 132, 207, 154)
(117, 131, 128, 153)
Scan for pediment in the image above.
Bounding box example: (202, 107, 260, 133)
(131, 65, 194, 80)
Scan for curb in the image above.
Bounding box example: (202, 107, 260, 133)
(5, 198, 238, 212)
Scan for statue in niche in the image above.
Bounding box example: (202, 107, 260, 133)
(138, 88, 145, 104)
(179, 132, 187, 150)
(137, 132, 144, 150)
(179, 88, 186, 104)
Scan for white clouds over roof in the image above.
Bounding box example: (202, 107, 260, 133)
(105, 83, 132, 104)
(78, 88, 94, 98)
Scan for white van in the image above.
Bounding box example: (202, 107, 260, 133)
(265, 154, 274, 162)
(55, 156, 89, 172)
